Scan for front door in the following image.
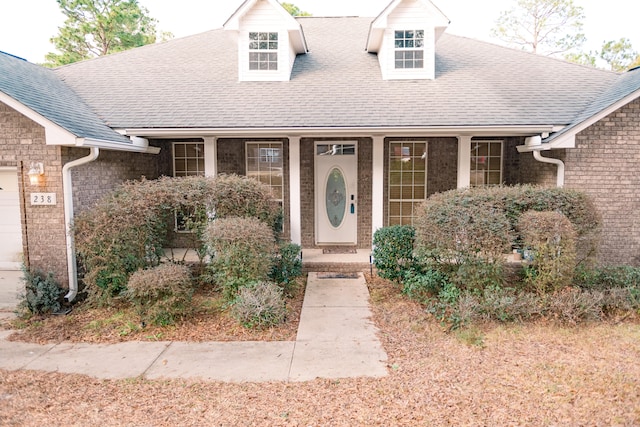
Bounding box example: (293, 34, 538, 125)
(315, 142, 358, 245)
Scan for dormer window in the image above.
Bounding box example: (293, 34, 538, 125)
(249, 32, 278, 71)
(394, 30, 424, 69)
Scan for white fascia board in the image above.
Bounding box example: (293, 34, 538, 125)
(123, 125, 556, 139)
(0, 91, 77, 145)
(77, 138, 160, 154)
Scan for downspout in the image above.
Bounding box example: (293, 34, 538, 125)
(63, 147, 99, 302)
(533, 150, 564, 188)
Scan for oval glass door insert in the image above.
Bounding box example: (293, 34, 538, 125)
(326, 168, 346, 228)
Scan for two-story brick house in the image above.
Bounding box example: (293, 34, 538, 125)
(1, 0, 639, 299)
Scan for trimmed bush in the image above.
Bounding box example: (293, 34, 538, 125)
(210, 174, 282, 232)
(205, 216, 275, 300)
(125, 263, 194, 326)
(17, 268, 63, 316)
(519, 211, 577, 294)
(231, 281, 287, 328)
(269, 242, 302, 296)
(413, 185, 600, 293)
(372, 225, 416, 281)
(415, 196, 512, 291)
(74, 175, 279, 305)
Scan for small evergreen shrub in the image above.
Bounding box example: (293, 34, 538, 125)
(231, 281, 287, 328)
(269, 242, 302, 296)
(17, 268, 63, 316)
(519, 211, 577, 294)
(125, 263, 194, 326)
(574, 265, 640, 291)
(205, 216, 275, 300)
(372, 225, 416, 281)
(402, 268, 451, 304)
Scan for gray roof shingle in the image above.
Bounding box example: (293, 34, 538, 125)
(0, 52, 131, 144)
(9, 17, 638, 134)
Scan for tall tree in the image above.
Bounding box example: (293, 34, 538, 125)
(599, 38, 639, 72)
(45, 0, 159, 67)
(491, 0, 586, 56)
(281, 2, 312, 16)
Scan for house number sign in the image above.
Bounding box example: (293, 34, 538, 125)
(31, 193, 57, 206)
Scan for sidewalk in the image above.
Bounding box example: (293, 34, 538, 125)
(0, 272, 388, 382)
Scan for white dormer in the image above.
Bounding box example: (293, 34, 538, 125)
(224, 0, 308, 81)
(366, 0, 449, 80)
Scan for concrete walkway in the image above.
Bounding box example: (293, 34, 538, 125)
(0, 272, 388, 382)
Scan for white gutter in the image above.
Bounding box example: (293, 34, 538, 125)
(533, 150, 565, 188)
(63, 147, 99, 302)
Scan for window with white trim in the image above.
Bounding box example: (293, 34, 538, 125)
(394, 30, 424, 69)
(249, 32, 278, 70)
(388, 141, 427, 226)
(246, 142, 283, 203)
(470, 140, 503, 186)
(173, 142, 205, 177)
(173, 142, 205, 232)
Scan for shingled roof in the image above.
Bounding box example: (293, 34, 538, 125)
(51, 17, 626, 132)
(0, 51, 131, 144)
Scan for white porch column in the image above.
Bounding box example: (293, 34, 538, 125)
(289, 136, 302, 245)
(372, 135, 385, 239)
(457, 136, 472, 189)
(204, 137, 217, 177)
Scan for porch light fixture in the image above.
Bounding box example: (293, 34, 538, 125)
(27, 162, 44, 186)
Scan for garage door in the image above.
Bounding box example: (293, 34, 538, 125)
(0, 168, 23, 270)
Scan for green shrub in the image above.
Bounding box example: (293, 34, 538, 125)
(231, 281, 287, 328)
(372, 225, 416, 281)
(125, 263, 194, 326)
(519, 211, 577, 294)
(402, 268, 451, 304)
(413, 185, 600, 293)
(205, 216, 275, 300)
(269, 242, 302, 295)
(17, 268, 63, 316)
(574, 265, 640, 291)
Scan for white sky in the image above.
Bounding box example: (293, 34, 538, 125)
(0, 0, 638, 64)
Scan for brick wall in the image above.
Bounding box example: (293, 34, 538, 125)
(563, 98, 640, 265)
(0, 103, 67, 284)
(63, 146, 162, 215)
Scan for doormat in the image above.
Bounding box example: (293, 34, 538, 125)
(322, 248, 357, 254)
(317, 272, 360, 279)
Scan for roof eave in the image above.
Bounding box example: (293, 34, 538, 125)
(518, 86, 640, 153)
(122, 124, 557, 139)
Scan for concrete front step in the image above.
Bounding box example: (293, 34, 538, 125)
(301, 249, 372, 274)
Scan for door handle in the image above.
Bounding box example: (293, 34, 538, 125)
(350, 194, 355, 214)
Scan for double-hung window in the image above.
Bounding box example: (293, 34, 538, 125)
(470, 140, 503, 186)
(394, 30, 424, 69)
(249, 32, 278, 70)
(173, 142, 205, 231)
(388, 141, 427, 225)
(246, 142, 283, 204)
